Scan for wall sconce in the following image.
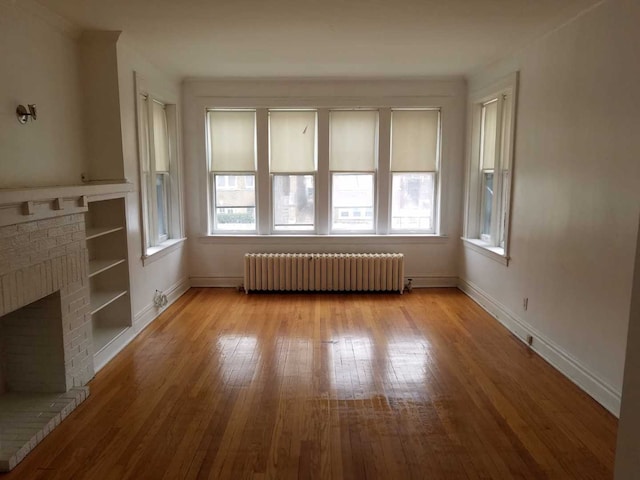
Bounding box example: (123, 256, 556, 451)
(16, 104, 37, 124)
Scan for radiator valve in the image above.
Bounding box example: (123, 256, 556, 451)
(405, 278, 413, 293)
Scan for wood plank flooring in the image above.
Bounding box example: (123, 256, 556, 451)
(0, 288, 617, 479)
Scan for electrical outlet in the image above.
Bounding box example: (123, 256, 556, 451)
(523, 297, 529, 311)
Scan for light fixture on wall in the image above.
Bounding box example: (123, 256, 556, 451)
(16, 104, 37, 124)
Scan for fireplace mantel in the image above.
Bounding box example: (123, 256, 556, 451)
(0, 182, 133, 228)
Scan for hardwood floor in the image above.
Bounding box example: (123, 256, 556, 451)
(1, 288, 617, 479)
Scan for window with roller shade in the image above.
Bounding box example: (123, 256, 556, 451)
(139, 96, 173, 247)
(269, 110, 317, 232)
(390, 109, 440, 233)
(463, 72, 518, 262)
(208, 110, 257, 232)
(330, 110, 378, 232)
(205, 105, 445, 236)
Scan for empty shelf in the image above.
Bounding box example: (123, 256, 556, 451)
(90, 290, 127, 315)
(86, 226, 124, 241)
(88, 258, 126, 278)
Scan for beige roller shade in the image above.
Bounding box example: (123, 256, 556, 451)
(481, 100, 498, 170)
(391, 109, 439, 172)
(152, 100, 170, 172)
(270, 110, 316, 172)
(209, 110, 256, 172)
(330, 110, 378, 171)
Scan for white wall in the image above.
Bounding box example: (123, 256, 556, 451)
(615, 216, 640, 478)
(116, 38, 189, 326)
(460, 0, 640, 415)
(182, 79, 466, 287)
(0, 0, 85, 188)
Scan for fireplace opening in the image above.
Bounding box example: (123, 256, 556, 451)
(0, 291, 66, 395)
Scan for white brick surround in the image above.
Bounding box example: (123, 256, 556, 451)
(0, 197, 95, 472)
(0, 213, 95, 390)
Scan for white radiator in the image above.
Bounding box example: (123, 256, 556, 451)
(244, 253, 404, 294)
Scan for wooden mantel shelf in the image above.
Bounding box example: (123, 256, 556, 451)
(0, 181, 134, 207)
(0, 181, 134, 227)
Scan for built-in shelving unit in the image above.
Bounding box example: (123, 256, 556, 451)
(85, 196, 132, 358)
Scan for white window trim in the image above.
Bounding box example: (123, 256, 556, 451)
(389, 108, 442, 235)
(199, 96, 452, 239)
(462, 72, 518, 265)
(207, 108, 258, 234)
(134, 73, 185, 262)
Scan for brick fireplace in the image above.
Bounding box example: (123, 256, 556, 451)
(0, 202, 94, 471)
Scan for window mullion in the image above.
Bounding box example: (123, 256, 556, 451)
(256, 108, 270, 234)
(316, 109, 330, 235)
(377, 108, 391, 234)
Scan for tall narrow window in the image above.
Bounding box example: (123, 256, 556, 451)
(139, 95, 173, 248)
(463, 72, 518, 263)
(135, 74, 184, 259)
(477, 93, 514, 249)
(390, 109, 440, 233)
(330, 110, 377, 232)
(480, 100, 497, 242)
(152, 101, 170, 242)
(269, 110, 317, 232)
(208, 110, 257, 232)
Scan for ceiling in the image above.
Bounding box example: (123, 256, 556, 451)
(38, 0, 599, 79)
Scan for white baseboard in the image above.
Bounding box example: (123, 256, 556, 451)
(93, 277, 190, 373)
(93, 327, 137, 373)
(133, 277, 191, 332)
(457, 277, 621, 417)
(190, 275, 458, 289)
(190, 276, 242, 288)
(409, 275, 458, 288)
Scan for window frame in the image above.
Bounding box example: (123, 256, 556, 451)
(207, 108, 258, 234)
(330, 172, 377, 233)
(390, 171, 437, 234)
(134, 73, 185, 262)
(271, 172, 317, 233)
(202, 102, 446, 238)
(389, 108, 441, 235)
(268, 109, 318, 234)
(210, 172, 257, 233)
(463, 72, 518, 265)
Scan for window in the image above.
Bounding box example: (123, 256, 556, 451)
(330, 110, 377, 232)
(269, 110, 317, 232)
(390, 109, 440, 233)
(136, 73, 184, 260)
(204, 105, 444, 236)
(138, 95, 179, 250)
(464, 73, 518, 263)
(208, 110, 257, 232)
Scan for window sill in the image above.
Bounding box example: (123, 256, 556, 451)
(143, 237, 186, 266)
(461, 237, 510, 266)
(199, 234, 449, 246)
